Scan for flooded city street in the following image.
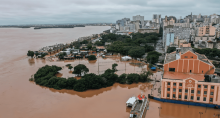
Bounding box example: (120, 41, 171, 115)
(0, 27, 219, 118)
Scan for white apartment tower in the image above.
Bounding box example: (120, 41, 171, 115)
(153, 14, 161, 23)
(133, 15, 144, 27)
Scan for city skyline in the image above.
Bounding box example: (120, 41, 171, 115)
(1, 0, 220, 25)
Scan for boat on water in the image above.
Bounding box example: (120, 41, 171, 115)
(126, 94, 149, 118)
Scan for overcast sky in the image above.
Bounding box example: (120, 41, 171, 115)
(0, 0, 220, 25)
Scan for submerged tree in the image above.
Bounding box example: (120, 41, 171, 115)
(68, 65, 73, 71)
(139, 70, 153, 82)
(112, 63, 118, 72)
(72, 64, 89, 76)
(27, 50, 34, 58)
(88, 55, 97, 60)
(66, 64, 71, 67)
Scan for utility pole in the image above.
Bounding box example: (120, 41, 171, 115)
(98, 54, 99, 75)
(205, 105, 207, 113)
(79, 57, 80, 64)
(199, 112, 203, 118)
(125, 62, 126, 73)
(158, 107, 162, 116)
(216, 114, 220, 118)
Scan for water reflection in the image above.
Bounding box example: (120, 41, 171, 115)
(28, 58, 35, 66)
(88, 60, 97, 64)
(36, 82, 151, 98)
(41, 58, 46, 64)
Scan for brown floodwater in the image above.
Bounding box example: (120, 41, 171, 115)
(0, 27, 219, 118)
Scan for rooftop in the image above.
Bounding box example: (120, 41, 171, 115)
(165, 47, 211, 65)
(165, 47, 194, 63)
(163, 71, 205, 81)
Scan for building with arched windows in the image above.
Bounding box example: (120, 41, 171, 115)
(161, 47, 220, 105)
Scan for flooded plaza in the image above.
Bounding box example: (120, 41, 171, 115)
(0, 27, 219, 118)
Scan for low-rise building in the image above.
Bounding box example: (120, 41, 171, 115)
(138, 28, 159, 34)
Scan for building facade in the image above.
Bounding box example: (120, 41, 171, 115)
(198, 25, 216, 37)
(161, 48, 220, 105)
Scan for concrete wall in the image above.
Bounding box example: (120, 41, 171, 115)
(161, 78, 220, 105)
(198, 25, 216, 37)
(164, 51, 214, 74)
(138, 28, 159, 34)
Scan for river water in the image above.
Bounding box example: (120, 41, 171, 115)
(0, 26, 219, 118)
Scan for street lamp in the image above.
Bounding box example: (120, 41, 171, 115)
(199, 112, 203, 118)
(158, 107, 162, 116)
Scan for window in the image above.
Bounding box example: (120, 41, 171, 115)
(185, 95, 187, 99)
(167, 94, 170, 97)
(173, 83, 176, 86)
(204, 91, 207, 95)
(169, 68, 175, 72)
(190, 56, 193, 58)
(210, 92, 214, 95)
(204, 85, 207, 89)
(173, 88, 176, 92)
(179, 83, 182, 86)
(179, 95, 181, 99)
(173, 94, 176, 98)
(185, 56, 188, 58)
(210, 98, 213, 102)
(203, 97, 206, 101)
(179, 89, 182, 92)
(197, 97, 200, 101)
(168, 82, 170, 85)
(185, 89, 188, 93)
(198, 85, 201, 88)
(167, 88, 170, 91)
(191, 96, 194, 100)
(191, 90, 194, 93)
(211, 86, 214, 89)
(197, 90, 200, 94)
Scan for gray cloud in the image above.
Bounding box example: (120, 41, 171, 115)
(0, 0, 220, 25)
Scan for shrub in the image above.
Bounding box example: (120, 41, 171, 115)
(88, 55, 97, 60)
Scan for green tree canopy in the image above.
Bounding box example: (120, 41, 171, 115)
(27, 50, 34, 58)
(66, 64, 71, 67)
(128, 47, 145, 58)
(87, 44, 93, 50)
(145, 45, 154, 52)
(167, 47, 176, 53)
(68, 65, 73, 71)
(127, 73, 140, 84)
(81, 40, 88, 44)
(94, 41, 103, 46)
(88, 55, 97, 60)
(101, 69, 118, 86)
(58, 52, 67, 60)
(112, 63, 118, 72)
(117, 73, 127, 84)
(72, 64, 89, 76)
(139, 70, 153, 82)
(147, 51, 162, 64)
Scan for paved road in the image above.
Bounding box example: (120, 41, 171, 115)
(155, 37, 165, 54)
